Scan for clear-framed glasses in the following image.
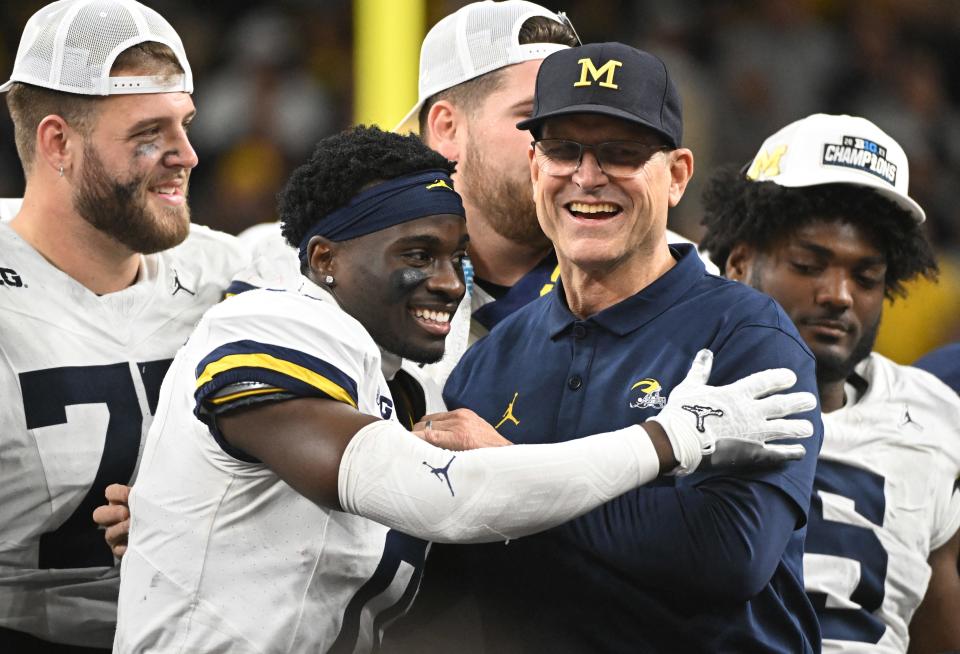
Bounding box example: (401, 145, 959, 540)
(532, 139, 670, 177)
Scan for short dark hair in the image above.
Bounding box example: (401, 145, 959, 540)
(6, 41, 184, 175)
(699, 166, 938, 299)
(417, 15, 578, 133)
(279, 125, 457, 249)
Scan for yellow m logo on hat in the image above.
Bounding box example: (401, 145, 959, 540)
(574, 58, 622, 90)
(746, 145, 788, 180)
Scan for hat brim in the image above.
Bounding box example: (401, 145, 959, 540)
(393, 101, 422, 135)
(516, 103, 678, 147)
(769, 174, 926, 224)
(877, 187, 926, 224)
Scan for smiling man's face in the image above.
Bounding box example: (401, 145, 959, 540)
(73, 77, 197, 254)
(325, 213, 468, 364)
(529, 113, 682, 274)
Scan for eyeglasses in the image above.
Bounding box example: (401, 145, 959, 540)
(532, 139, 670, 178)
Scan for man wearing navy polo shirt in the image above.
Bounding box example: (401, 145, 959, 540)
(437, 43, 824, 652)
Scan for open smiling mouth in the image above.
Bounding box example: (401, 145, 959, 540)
(567, 201, 622, 220)
(149, 182, 186, 204)
(411, 307, 452, 336)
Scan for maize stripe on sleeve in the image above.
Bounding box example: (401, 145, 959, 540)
(194, 339, 358, 409)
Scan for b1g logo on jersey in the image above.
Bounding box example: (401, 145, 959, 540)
(822, 136, 897, 185)
(377, 393, 394, 420)
(0, 267, 23, 287)
(628, 378, 666, 409)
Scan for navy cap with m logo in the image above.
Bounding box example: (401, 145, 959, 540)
(517, 42, 683, 148)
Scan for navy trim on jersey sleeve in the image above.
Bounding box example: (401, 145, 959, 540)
(192, 339, 359, 463)
(194, 339, 359, 412)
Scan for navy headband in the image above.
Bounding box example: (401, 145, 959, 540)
(297, 169, 465, 263)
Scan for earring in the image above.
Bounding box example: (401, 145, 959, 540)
(323, 274, 335, 286)
(58, 166, 64, 178)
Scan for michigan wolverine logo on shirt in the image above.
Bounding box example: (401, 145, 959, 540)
(628, 378, 666, 409)
(574, 57, 622, 89)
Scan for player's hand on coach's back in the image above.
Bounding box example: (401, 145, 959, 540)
(92, 483, 132, 559)
(650, 349, 816, 475)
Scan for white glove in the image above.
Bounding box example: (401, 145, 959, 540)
(648, 349, 816, 476)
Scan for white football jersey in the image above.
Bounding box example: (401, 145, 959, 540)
(803, 352, 960, 653)
(116, 283, 436, 654)
(0, 222, 247, 647)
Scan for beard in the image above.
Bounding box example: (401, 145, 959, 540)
(73, 142, 191, 254)
(814, 312, 880, 385)
(459, 135, 549, 249)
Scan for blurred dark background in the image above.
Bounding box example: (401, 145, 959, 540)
(1, 0, 957, 361)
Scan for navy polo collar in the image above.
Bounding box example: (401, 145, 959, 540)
(545, 243, 706, 338)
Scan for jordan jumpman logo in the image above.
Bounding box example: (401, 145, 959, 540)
(171, 268, 196, 296)
(495, 392, 520, 429)
(681, 404, 724, 432)
(423, 455, 457, 497)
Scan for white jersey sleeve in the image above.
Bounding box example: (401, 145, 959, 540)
(117, 286, 428, 654)
(0, 222, 246, 647)
(803, 353, 960, 654)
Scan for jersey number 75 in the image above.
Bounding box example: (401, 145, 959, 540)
(20, 360, 172, 569)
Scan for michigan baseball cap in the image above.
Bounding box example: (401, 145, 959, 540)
(745, 113, 924, 223)
(0, 0, 192, 96)
(393, 0, 571, 133)
(517, 42, 682, 147)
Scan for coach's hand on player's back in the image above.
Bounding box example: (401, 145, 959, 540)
(649, 349, 816, 476)
(92, 483, 131, 559)
(413, 409, 513, 450)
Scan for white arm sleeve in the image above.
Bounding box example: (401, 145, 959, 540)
(338, 420, 660, 544)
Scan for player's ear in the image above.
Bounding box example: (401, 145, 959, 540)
(425, 99, 462, 162)
(35, 114, 74, 179)
(725, 242, 755, 283)
(667, 148, 694, 207)
(307, 236, 337, 277)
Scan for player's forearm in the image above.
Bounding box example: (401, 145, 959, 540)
(338, 420, 662, 543)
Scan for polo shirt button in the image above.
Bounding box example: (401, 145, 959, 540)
(572, 324, 587, 339)
(568, 375, 582, 390)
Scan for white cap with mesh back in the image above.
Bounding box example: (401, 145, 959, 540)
(0, 0, 192, 96)
(394, 0, 571, 133)
(745, 113, 925, 223)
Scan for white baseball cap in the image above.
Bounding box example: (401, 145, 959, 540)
(745, 113, 925, 223)
(0, 0, 192, 96)
(394, 0, 572, 133)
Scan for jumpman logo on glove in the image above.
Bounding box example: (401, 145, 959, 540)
(681, 404, 724, 433)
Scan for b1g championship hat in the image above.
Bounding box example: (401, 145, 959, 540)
(517, 42, 682, 147)
(394, 0, 571, 133)
(0, 0, 192, 96)
(745, 113, 925, 223)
